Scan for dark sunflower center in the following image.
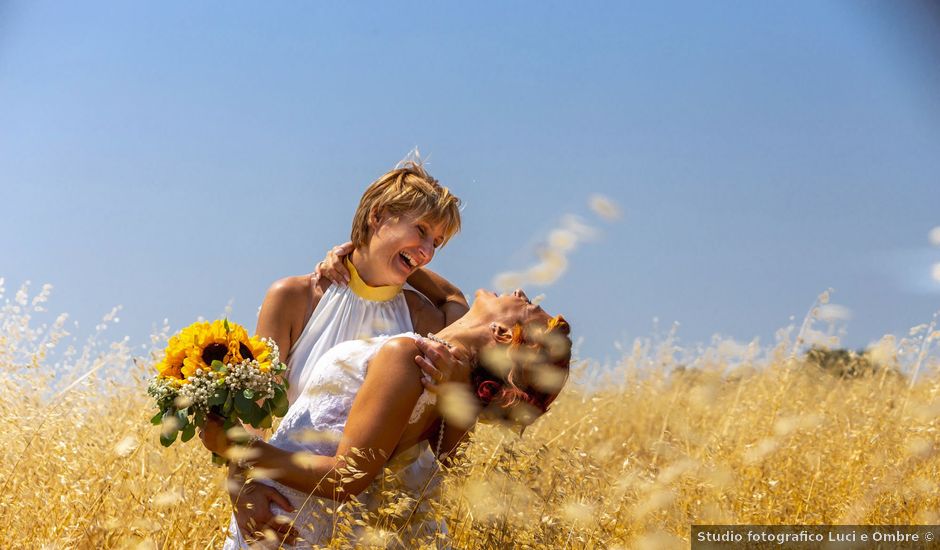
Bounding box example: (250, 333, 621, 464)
(201, 343, 228, 365)
(240, 343, 254, 361)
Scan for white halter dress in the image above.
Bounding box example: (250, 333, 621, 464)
(285, 259, 413, 404)
(223, 333, 445, 549)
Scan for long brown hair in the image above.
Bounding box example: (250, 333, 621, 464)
(473, 315, 572, 414)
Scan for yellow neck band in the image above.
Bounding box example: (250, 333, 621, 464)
(345, 258, 402, 302)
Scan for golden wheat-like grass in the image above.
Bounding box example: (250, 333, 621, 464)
(2, 282, 939, 549)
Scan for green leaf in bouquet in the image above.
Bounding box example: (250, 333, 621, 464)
(222, 391, 234, 416)
(208, 387, 228, 408)
(159, 410, 180, 447)
(176, 408, 190, 428)
(271, 387, 289, 418)
(257, 413, 273, 430)
(222, 415, 238, 430)
(193, 408, 206, 428)
(150, 410, 165, 426)
(223, 318, 231, 332)
(180, 421, 196, 443)
(211, 359, 227, 373)
(243, 389, 255, 400)
(159, 430, 178, 447)
(235, 392, 265, 427)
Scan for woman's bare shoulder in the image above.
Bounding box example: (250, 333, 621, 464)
(266, 274, 329, 303)
(378, 336, 420, 356)
(370, 336, 422, 375)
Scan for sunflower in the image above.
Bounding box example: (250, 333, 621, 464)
(246, 335, 273, 372)
(156, 332, 190, 381)
(181, 320, 229, 378)
(226, 323, 273, 372)
(155, 319, 274, 381)
(225, 322, 250, 363)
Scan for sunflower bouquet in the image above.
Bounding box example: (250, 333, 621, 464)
(147, 319, 289, 462)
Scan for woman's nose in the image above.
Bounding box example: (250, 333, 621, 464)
(417, 242, 434, 264)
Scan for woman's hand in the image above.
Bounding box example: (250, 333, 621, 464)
(198, 414, 231, 455)
(228, 474, 298, 544)
(314, 242, 354, 286)
(414, 337, 471, 392)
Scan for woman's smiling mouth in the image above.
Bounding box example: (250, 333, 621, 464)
(398, 251, 418, 271)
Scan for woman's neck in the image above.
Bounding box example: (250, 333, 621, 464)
(349, 248, 389, 287)
(433, 319, 487, 361)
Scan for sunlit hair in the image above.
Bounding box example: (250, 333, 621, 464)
(473, 315, 572, 417)
(349, 159, 462, 249)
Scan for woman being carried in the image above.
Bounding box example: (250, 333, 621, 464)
(203, 288, 572, 548)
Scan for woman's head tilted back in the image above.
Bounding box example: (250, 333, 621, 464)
(468, 289, 572, 427)
(349, 160, 462, 285)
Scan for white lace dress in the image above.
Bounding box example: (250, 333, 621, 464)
(223, 333, 444, 549)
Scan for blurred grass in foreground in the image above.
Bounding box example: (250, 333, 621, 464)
(1, 280, 939, 549)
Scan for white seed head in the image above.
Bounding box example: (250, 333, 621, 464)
(928, 226, 940, 246)
(589, 194, 622, 221)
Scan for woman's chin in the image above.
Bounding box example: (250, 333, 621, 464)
(392, 265, 412, 283)
(389, 257, 416, 282)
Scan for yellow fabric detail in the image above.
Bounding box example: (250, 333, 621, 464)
(345, 258, 403, 302)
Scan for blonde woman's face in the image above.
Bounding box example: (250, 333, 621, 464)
(366, 211, 446, 285)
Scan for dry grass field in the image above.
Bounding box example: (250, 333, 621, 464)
(2, 281, 939, 549)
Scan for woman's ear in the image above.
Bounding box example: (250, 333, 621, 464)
(490, 322, 514, 344)
(368, 207, 385, 231)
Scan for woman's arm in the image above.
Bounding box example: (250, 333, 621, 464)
(205, 338, 426, 501)
(406, 268, 467, 309)
(407, 268, 468, 325)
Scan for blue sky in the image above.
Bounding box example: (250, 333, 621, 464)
(2, 1, 939, 364)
